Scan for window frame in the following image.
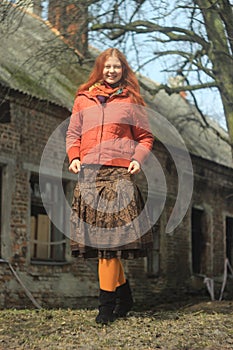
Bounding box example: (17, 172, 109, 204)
(30, 172, 72, 264)
(24, 162, 76, 266)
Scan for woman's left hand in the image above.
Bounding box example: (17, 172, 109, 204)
(128, 160, 141, 174)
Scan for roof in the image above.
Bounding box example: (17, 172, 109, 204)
(0, 5, 232, 169)
(0, 6, 90, 110)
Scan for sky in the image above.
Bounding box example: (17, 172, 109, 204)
(40, 0, 226, 130)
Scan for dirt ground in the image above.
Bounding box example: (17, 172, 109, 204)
(0, 300, 233, 350)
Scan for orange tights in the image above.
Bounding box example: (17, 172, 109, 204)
(98, 258, 126, 292)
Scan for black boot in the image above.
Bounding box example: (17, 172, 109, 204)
(114, 280, 133, 318)
(95, 289, 117, 324)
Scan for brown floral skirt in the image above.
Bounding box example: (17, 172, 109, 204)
(70, 165, 153, 259)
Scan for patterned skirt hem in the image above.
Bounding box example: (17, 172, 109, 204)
(71, 247, 151, 260)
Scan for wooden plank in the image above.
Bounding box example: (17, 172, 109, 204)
(37, 214, 50, 259)
(30, 216, 36, 258)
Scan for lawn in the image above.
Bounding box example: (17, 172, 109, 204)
(0, 300, 233, 349)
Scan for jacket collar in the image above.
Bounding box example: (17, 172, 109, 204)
(78, 81, 129, 99)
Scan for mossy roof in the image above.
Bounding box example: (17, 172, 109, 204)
(0, 7, 90, 110)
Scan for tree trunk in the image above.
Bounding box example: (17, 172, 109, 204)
(195, 0, 233, 151)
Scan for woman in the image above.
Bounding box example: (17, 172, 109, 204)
(66, 48, 154, 324)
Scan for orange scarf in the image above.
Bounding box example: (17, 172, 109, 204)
(89, 81, 127, 99)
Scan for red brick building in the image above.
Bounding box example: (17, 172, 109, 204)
(0, 3, 232, 309)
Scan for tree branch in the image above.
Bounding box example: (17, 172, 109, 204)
(138, 79, 217, 95)
(90, 20, 210, 49)
(145, 49, 215, 79)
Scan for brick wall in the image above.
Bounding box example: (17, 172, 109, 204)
(0, 90, 233, 309)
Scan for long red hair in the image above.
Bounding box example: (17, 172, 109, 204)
(77, 48, 145, 106)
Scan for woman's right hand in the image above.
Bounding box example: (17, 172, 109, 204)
(69, 159, 81, 173)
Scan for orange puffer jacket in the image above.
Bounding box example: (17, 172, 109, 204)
(66, 89, 154, 167)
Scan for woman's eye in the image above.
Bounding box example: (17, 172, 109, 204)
(104, 65, 121, 69)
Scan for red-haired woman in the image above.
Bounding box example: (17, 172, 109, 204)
(66, 48, 154, 324)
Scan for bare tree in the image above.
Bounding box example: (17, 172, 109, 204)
(90, 0, 233, 147)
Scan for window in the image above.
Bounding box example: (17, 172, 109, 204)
(0, 167, 2, 257)
(30, 173, 68, 263)
(0, 101, 11, 123)
(191, 208, 205, 274)
(146, 196, 161, 276)
(147, 222, 160, 276)
(226, 216, 233, 266)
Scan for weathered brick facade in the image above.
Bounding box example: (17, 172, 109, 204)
(1, 85, 233, 309)
(0, 3, 233, 309)
(0, 88, 100, 309)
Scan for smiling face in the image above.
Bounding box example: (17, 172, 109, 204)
(102, 56, 123, 85)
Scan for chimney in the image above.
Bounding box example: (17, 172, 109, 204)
(168, 75, 187, 99)
(48, 0, 88, 57)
